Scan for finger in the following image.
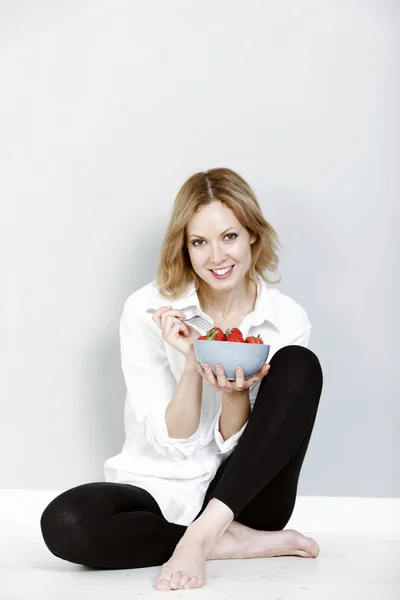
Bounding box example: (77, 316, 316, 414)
(215, 364, 229, 389)
(162, 316, 188, 340)
(160, 309, 187, 330)
(161, 313, 188, 334)
(235, 366, 245, 390)
(152, 305, 172, 327)
(246, 363, 270, 385)
(201, 363, 219, 387)
(261, 363, 271, 376)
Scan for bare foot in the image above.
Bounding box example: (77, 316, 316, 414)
(209, 522, 320, 560)
(155, 522, 320, 591)
(155, 498, 233, 592)
(155, 523, 211, 591)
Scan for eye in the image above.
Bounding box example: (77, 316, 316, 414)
(191, 233, 238, 247)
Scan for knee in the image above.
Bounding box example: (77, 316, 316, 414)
(268, 345, 323, 403)
(271, 345, 322, 377)
(40, 487, 92, 564)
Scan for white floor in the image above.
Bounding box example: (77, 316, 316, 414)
(1, 491, 399, 600)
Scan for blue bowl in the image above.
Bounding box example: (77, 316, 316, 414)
(193, 340, 270, 381)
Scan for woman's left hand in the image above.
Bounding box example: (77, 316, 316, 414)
(196, 361, 270, 394)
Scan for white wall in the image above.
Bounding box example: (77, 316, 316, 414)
(0, 0, 398, 496)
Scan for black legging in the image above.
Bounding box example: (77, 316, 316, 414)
(40, 345, 323, 569)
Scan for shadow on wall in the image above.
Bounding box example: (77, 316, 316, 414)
(270, 188, 397, 497)
(82, 224, 166, 479)
(82, 328, 126, 478)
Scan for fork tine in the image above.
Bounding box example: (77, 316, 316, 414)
(200, 317, 213, 330)
(192, 316, 213, 331)
(188, 317, 206, 332)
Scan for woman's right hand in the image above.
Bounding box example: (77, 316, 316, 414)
(151, 306, 201, 358)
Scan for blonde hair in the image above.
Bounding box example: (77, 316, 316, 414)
(157, 167, 282, 299)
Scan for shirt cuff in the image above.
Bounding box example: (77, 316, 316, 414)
(143, 412, 201, 460)
(213, 407, 248, 455)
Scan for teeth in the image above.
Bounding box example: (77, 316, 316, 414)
(212, 266, 233, 275)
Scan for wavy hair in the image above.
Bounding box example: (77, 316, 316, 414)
(157, 168, 281, 299)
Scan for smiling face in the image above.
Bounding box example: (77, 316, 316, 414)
(186, 201, 256, 291)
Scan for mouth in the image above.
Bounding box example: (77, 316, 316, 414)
(209, 264, 236, 279)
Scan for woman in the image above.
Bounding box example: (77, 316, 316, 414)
(40, 168, 323, 592)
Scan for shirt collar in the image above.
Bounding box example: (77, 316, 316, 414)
(170, 273, 280, 332)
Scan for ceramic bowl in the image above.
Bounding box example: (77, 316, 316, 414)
(193, 339, 270, 381)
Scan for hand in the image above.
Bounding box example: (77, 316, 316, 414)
(151, 306, 201, 357)
(196, 361, 270, 394)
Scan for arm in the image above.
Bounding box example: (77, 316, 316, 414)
(213, 388, 251, 455)
(218, 389, 251, 442)
(165, 351, 203, 439)
(120, 297, 211, 460)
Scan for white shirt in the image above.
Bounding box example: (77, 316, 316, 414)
(104, 274, 311, 525)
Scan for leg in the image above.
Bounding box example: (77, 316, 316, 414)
(40, 482, 185, 569)
(202, 391, 321, 560)
(210, 345, 323, 518)
(204, 347, 322, 530)
(158, 345, 323, 589)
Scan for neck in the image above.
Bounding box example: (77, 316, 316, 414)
(197, 275, 257, 320)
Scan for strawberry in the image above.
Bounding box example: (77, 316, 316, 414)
(245, 334, 264, 344)
(199, 327, 225, 341)
(207, 327, 226, 341)
(225, 327, 245, 343)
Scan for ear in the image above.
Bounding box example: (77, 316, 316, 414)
(250, 234, 256, 244)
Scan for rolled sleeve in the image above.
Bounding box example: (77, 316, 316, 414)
(120, 297, 203, 461)
(212, 406, 248, 457)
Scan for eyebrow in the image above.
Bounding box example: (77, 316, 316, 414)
(188, 227, 237, 239)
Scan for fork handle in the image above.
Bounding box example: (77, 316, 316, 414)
(146, 307, 191, 322)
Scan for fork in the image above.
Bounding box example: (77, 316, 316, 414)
(145, 308, 213, 334)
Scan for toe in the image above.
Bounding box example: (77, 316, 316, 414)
(155, 577, 171, 591)
(311, 543, 320, 557)
(306, 537, 320, 557)
(179, 574, 191, 589)
(184, 577, 198, 589)
(170, 572, 183, 590)
(155, 565, 173, 591)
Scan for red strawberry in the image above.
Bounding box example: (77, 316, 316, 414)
(225, 327, 245, 343)
(205, 326, 226, 341)
(198, 327, 225, 341)
(245, 334, 264, 344)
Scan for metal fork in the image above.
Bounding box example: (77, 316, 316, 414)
(145, 308, 213, 334)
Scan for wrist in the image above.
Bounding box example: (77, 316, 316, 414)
(184, 350, 199, 372)
(222, 388, 250, 402)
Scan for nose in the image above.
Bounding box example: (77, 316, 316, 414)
(209, 242, 227, 266)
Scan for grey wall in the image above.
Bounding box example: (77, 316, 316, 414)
(0, 0, 398, 496)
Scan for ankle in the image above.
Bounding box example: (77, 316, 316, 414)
(186, 521, 216, 544)
(181, 523, 216, 556)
